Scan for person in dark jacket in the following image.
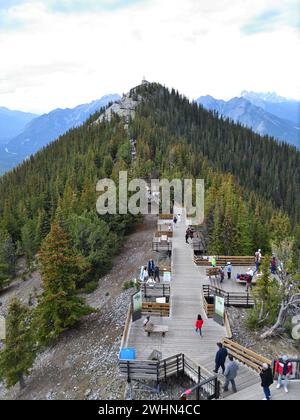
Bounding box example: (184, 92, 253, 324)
(154, 266, 160, 282)
(260, 363, 274, 400)
(214, 343, 228, 374)
(185, 228, 190, 244)
(148, 259, 155, 278)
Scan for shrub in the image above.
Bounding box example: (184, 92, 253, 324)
(122, 280, 135, 291)
(245, 308, 260, 331)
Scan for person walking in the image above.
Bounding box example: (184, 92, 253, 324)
(260, 363, 274, 400)
(189, 229, 194, 240)
(246, 268, 254, 292)
(173, 216, 177, 227)
(270, 256, 277, 274)
(148, 259, 155, 278)
(185, 228, 190, 244)
(195, 314, 204, 337)
(219, 267, 225, 283)
(255, 249, 262, 274)
(275, 355, 293, 393)
(223, 355, 239, 393)
(154, 266, 160, 282)
(211, 256, 217, 268)
(142, 266, 149, 282)
(214, 343, 228, 374)
(226, 262, 232, 280)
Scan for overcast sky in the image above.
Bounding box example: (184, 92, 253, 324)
(0, 0, 299, 113)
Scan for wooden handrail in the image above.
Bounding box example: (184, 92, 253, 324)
(120, 304, 132, 350)
(142, 302, 170, 317)
(223, 338, 271, 372)
(224, 311, 233, 339)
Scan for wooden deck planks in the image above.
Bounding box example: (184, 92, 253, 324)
(125, 208, 260, 397)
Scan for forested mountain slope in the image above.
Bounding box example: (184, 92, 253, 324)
(1, 82, 300, 392)
(131, 84, 300, 223)
(0, 82, 299, 289)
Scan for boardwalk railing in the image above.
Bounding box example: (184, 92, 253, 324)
(194, 255, 259, 267)
(152, 238, 172, 252)
(273, 359, 300, 381)
(224, 310, 233, 339)
(223, 338, 271, 373)
(120, 305, 132, 350)
(119, 353, 220, 400)
(141, 283, 170, 298)
(202, 285, 255, 308)
(159, 214, 173, 220)
(154, 231, 173, 238)
(142, 302, 170, 317)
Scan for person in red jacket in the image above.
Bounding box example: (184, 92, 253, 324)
(195, 314, 204, 338)
(275, 355, 293, 393)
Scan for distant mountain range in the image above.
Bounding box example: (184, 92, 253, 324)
(0, 107, 38, 145)
(0, 94, 121, 175)
(0, 91, 299, 176)
(197, 92, 300, 149)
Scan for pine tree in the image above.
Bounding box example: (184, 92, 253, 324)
(35, 223, 93, 345)
(0, 297, 35, 389)
(0, 230, 16, 290)
(234, 200, 253, 255)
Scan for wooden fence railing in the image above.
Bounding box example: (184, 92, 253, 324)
(194, 255, 260, 266)
(159, 214, 173, 220)
(120, 305, 132, 350)
(142, 302, 170, 317)
(223, 338, 271, 372)
(154, 231, 173, 238)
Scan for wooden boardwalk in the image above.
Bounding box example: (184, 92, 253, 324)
(126, 208, 259, 396)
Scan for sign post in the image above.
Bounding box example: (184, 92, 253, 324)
(131, 290, 143, 322)
(214, 295, 225, 326)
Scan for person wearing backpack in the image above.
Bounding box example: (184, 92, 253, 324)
(195, 314, 204, 337)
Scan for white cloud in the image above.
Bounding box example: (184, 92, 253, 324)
(0, 0, 299, 113)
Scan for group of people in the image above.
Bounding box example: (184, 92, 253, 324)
(260, 355, 293, 400)
(211, 261, 232, 282)
(193, 322, 294, 400)
(139, 259, 160, 284)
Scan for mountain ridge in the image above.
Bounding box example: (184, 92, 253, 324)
(0, 94, 121, 175)
(197, 94, 300, 148)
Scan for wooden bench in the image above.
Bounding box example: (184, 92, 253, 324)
(144, 323, 169, 337)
